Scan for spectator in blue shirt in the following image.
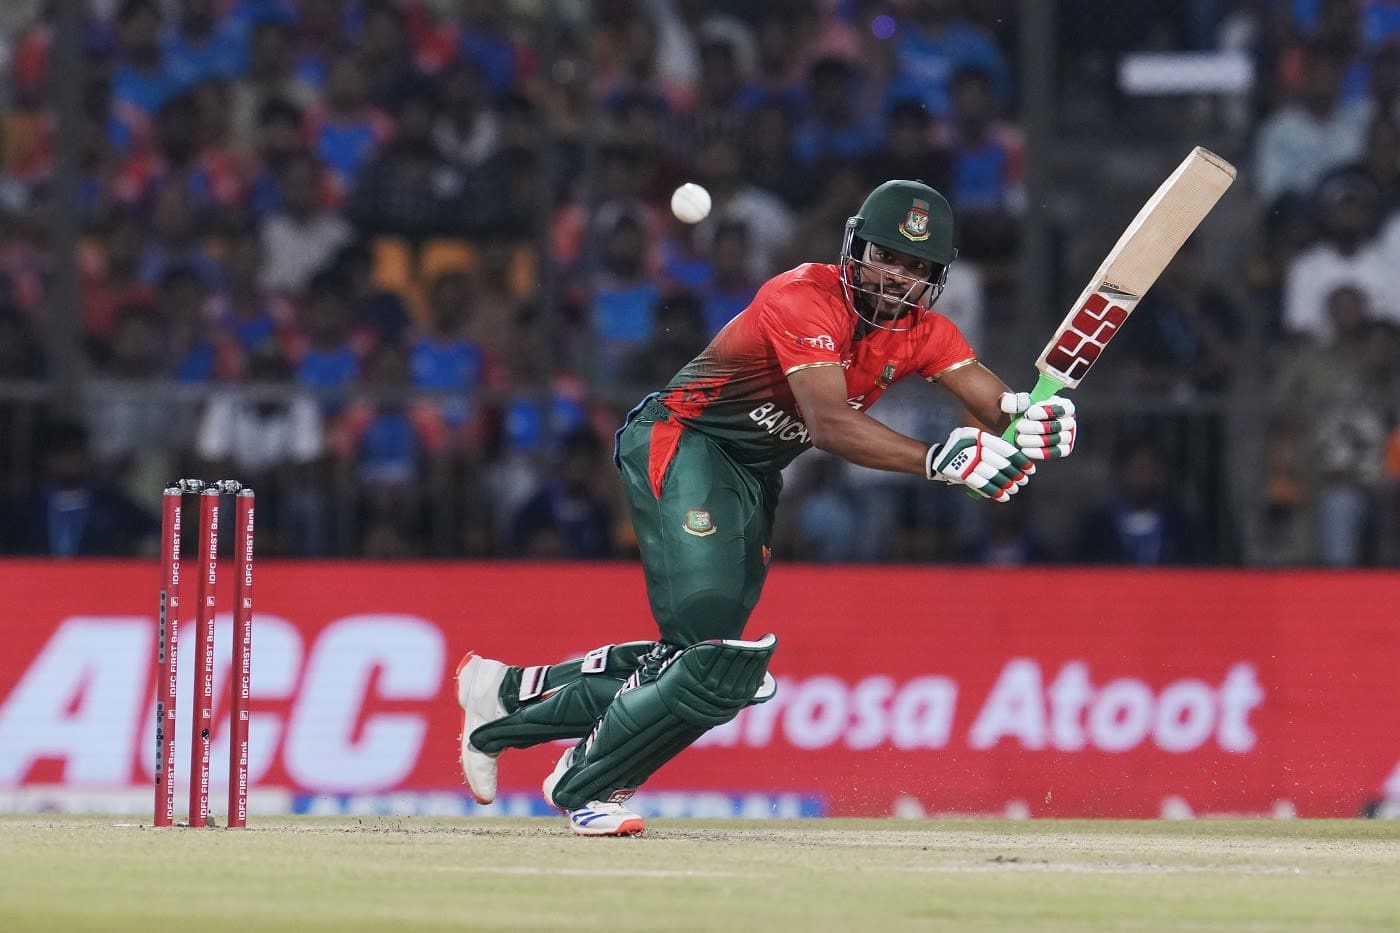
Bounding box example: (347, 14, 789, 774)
(701, 220, 761, 337)
(507, 429, 614, 559)
(884, 0, 1011, 119)
(227, 0, 298, 31)
(330, 240, 412, 346)
(346, 341, 426, 490)
(861, 96, 952, 195)
(1074, 439, 1199, 565)
(410, 270, 487, 431)
(246, 98, 306, 220)
(288, 0, 341, 89)
(138, 183, 225, 289)
(295, 270, 361, 406)
(334, 340, 440, 557)
(590, 209, 661, 375)
(693, 34, 748, 147)
(941, 66, 1025, 261)
(620, 291, 706, 387)
(216, 226, 281, 364)
(659, 223, 714, 293)
(163, 0, 249, 91)
(358, 1, 417, 107)
(736, 8, 808, 116)
(457, 0, 518, 99)
(1365, 0, 1400, 48)
(112, 0, 182, 117)
(961, 495, 1050, 565)
(156, 264, 218, 383)
(313, 53, 392, 193)
(0, 419, 157, 557)
(793, 56, 883, 166)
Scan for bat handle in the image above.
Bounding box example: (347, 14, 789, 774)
(1000, 371, 1068, 443)
(961, 370, 1069, 500)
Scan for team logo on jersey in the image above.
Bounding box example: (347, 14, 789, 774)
(876, 362, 898, 389)
(899, 198, 930, 241)
(683, 509, 716, 537)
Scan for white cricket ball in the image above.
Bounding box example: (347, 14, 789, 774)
(670, 182, 712, 224)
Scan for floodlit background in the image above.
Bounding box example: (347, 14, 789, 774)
(0, 1, 1398, 831)
(0, 0, 1394, 566)
(3, 15, 1400, 931)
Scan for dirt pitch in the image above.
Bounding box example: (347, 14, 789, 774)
(2, 816, 1398, 932)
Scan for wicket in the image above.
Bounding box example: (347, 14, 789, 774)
(154, 478, 255, 829)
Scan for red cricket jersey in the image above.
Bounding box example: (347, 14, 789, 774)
(655, 263, 975, 472)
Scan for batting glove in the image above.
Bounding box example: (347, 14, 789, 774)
(926, 427, 1034, 502)
(1001, 392, 1077, 460)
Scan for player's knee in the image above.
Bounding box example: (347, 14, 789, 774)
(660, 633, 778, 727)
(669, 589, 753, 644)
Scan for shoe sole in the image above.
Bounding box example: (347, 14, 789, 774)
(455, 652, 497, 805)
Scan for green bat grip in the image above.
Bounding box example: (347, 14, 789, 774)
(1002, 371, 1068, 442)
(962, 370, 1068, 499)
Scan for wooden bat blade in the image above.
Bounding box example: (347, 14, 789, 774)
(1034, 147, 1236, 390)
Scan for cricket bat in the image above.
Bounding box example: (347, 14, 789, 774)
(1007, 146, 1236, 438)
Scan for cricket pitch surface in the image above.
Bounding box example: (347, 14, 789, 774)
(3, 816, 1398, 931)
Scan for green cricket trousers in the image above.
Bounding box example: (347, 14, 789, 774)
(614, 398, 782, 646)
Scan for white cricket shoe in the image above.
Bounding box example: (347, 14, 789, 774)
(455, 652, 509, 804)
(565, 800, 647, 837)
(543, 747, 646, 837)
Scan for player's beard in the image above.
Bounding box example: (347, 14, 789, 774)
(864, 267, 930, 322)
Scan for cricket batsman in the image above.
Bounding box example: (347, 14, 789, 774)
(455, 180, 1078, 835)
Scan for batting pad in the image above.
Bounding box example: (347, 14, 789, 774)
(470, 642, 658, 754)
(548, 634, 778, 810)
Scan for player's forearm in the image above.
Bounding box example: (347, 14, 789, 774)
(971, 400, 1012, 434)
(807, 410, 930, 477)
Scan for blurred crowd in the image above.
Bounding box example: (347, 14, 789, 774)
(1240, 0, 1400, 566)
(0, 0, 1395, 566)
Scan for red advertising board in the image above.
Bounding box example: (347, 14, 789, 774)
(1, 561, 1397, 819)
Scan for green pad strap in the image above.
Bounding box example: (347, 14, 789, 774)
(470, 641, 657, 754)
(548, 634, 778, 810)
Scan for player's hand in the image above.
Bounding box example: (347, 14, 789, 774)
(926, 427, 1034, 502)
(1001, 392, 1077, 460)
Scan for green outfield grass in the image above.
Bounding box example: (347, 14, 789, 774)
(2, 816, 1398, 932)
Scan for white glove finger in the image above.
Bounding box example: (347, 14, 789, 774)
(985, 428, 1041, 476)
(1021, 426, 1076, 457)
(1014, 418, 1073, 436)
(1025, 396, 1076, 420)
(976, 450, 1035, 483)
(1015, 428, 1069, 447)
(998, 391, 1031, 415)
(962, 475, 996, 498)
(980, 433, 1022, 461)
(972, 458, 1032, 495)
(965, 469, 1008, 501)
(970, 434, 1035, 479)
(969, 463, 1006, 487)
(973, 447, 1011, 472)
(1022, 446, 1055, 461)
(1000, 464, 1033, 489)
(991, 442, 1037, 479)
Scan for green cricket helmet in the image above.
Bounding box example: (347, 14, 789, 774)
(840, 179, 958, 331)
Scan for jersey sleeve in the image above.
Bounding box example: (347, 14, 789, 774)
(755, 282, 848, 375)
(918, 312, 978, 380)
